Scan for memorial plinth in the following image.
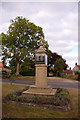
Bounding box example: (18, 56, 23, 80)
(22, 39, 57, 96)
(35, 64, 47, 87)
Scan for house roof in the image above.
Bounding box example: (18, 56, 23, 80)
(0, 62, 3, 67)
(77, 65, 80, 69)
(63, 69, 73, 73)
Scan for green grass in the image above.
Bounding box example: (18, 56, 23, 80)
(4, 75, 35, 81)
(2, 103, 70, 118)
(2, 74, 35, 81)
(2, 83, 79, 118)
(2, 83, 26, 98)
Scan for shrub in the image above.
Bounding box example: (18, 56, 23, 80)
(3, 86, 29, 102)
(20, 69, 35, 76)
(54, 88, 70, 106)
(16, 89, 70, 106)
(16, 95, 55, 105)
(75, 72, 80, 81)
(3, 87, 70, 107)
(3, 93, 17, 101)
(16, 95, 31, 102)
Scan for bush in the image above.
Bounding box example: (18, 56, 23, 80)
(54, 88, 70, 106)
(3, 93, 17, 101)
(3, 87, 70, 107)
(32, 96, 54, 104)
(16, 95, 31, 102)
(75, 72, 80, 81)
(20, 69, 35, 76)
(3, 86, 29, 102)
(16, 88, 70, 106)
(16, 95, 55, 104)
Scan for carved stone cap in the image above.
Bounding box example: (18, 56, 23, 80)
(35, 39, 46, 54)
(40, 39, 43, 46)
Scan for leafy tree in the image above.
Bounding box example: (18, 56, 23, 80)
(48, 51, 65, 66)
(54, 58, 68, 76)
(2, 16, 49, 75)
(9, 58, 17, 74)
(47, 51, 68, 74)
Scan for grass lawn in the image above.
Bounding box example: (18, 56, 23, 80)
(2, 83, 79, 118)
(3, 75, 35, 81)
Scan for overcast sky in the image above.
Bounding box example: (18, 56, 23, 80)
(0, 1, 78, 69)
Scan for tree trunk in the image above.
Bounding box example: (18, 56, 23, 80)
(16, 62, 19, 75)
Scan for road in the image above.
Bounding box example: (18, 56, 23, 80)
(1, 79, 80, 89)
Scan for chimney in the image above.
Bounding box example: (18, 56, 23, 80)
(75, 62, 77, 66)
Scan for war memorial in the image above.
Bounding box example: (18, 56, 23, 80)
(22, 39, 57, 96)
(3, 39, 71, 112)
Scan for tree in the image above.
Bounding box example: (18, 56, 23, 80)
(2, 16, 49, 75)
(75, 71, 80, 81)
(48, 51, 64, 66)
(54, 58, 68, 76)
(47, 51, 68, 74)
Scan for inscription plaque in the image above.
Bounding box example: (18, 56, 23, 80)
(36, 55, 45, 64)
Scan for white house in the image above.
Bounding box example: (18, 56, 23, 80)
(73, 63, 80, 75)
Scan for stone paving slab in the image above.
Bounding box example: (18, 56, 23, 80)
(22, 85, 57, 96)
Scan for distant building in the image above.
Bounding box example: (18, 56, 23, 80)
(62, 68, 73, 75)
(73, 63, 80, 75)
(3, 68, 11, 73)
(0, 62, 11, 73)
(0, 62, 3, 72)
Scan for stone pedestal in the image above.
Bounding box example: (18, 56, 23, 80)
(35, 64, 47, 87)
(22, 85, 57, 96)
(22, 64, 57, 96)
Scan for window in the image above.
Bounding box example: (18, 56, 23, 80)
(39, 56, 41, 61)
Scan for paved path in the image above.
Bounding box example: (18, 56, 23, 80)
(1, 78, 80, 89)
